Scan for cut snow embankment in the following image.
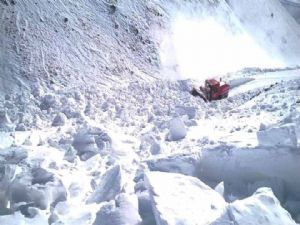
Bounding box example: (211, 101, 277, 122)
(145, 172, 297, 225)
(198, 146, 300, 200)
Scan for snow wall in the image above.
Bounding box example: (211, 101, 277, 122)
(198, 147, 300, 200)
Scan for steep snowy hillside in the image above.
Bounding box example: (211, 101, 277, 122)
(1, 0, 300, 97)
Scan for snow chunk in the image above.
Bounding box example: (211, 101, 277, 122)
(145, 172, 227, 225)
(257, 123, 297, 147)
(9, 168, 67, 211)
(167, 118, 187, 141)
(52, 112, 67, 127)
(86, 165, 123, 204)
(150, 141, 161, 155)
(93, 194, 141, 225)
(39, 94, 58, 110)
(0, 110, 13, 131)
(229, 187, 297, 225)
(0, 147, 28, 164)
(72, 127, 112, 160)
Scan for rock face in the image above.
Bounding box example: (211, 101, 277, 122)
(257, 123, 297, 147)
(86, 165, 123, 204)
(229, 187, 297, 225)
(145, 172, 228, 225)
(168, 118, 187, 141)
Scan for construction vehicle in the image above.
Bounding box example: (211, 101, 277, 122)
(191, 78, 230, 102)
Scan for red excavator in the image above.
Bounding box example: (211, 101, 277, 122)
(191, 78, 230, 102)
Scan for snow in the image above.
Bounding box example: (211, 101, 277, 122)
(0, 0, 300, 224)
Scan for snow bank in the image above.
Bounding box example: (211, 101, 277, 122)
(145, 171, 228, 225)
(257, 123, 297, 147)
(229, 187, 296, 225)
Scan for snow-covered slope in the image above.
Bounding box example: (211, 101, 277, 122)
(227, 0, 300, 66)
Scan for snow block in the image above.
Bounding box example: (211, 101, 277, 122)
(257, 123, 297, 147)
(168, 118, 187, 141)
(10, 168, 67, 211)
(86, 165, 123, 204)
(229, 187, 297, 225)
(93, 194, 141, 225)
(145, 172, 228, 225)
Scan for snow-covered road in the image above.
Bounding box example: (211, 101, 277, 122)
(230, 69, 300, 96)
